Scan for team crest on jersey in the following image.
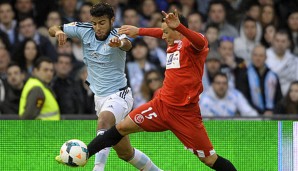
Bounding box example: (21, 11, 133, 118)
(134, 114, 144, 124)
(166, 51, 180, 69)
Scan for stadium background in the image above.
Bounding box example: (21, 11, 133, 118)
(0, 120, 296, 171)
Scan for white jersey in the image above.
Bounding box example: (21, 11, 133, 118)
(199, 87, 258, 117)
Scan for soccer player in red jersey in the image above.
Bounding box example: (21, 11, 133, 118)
(73, 10, 236, 170)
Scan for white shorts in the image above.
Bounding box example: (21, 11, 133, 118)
(94, 87, 133, 124)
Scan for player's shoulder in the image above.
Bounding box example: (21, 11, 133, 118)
(110, 28, 119, 37)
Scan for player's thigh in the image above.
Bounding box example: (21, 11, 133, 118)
(128, 100, 168, 132)
(170, 114, 215, 158)
(99, 93, 132, 124)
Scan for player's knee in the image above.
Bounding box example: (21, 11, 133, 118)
(97, 111, 116, 129)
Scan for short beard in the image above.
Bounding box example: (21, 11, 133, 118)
(95, 22, 112, 41)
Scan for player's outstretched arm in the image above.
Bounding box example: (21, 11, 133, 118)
(162, 9, 207, 50)
(48, 25, 67, 46)
(119, 25, 163, 39)
(108, 36, 132, 51)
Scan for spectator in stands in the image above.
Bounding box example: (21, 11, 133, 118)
(59, 0, 79, 24)
(0, 48, 10, 79)
(245, 45, 282, 115)
(217, 36, 248, 96)
(79, 2, 93, 22)
(140, 69, 163, 103)
(56, 39, 83, 78)
(147, 11, 163, 28)
(266, 29, 298, 95)
(260, 5, 278, 28)
(14, 0, 35, 23)
(123, 7, 140, 27)
(75, 66, 95, 114)
(274, 81, 298, 114)
(260, 23, 276, 48)
(200, 73, 258, 117)
(207, 0, 238, 38)
(179, 0, 198, 17)
(204, 23, 219, 51)
(245, 1, 261, 22)
(143, 36, 166, 69)
(19, 57, 60, 120)
(0, 31, 10, 51)
(0, 63, 25, 114)
(139, 0, 158, 27)
(38, 11, 62, 46)
(187, 11, 204, 33)
(12, 38, 40, 78)
(234, 17, 262, 65)
(126, 38, 157, 108)
(52, 54, 83, 114)
(287, 10, 298, 56)
(202, 50, 221, 92)
(17, 16, 57, 60)
(0, 2, 17, 52)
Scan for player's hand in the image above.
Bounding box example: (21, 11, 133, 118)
(118, 25, 139, 38)
(55, 31, 67, 46)
(161, 9, 180, 29)
(108, 37, 122, 47)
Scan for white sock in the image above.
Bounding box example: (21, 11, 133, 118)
(93, 129, 111, 171)
(128, 148, 162, 171)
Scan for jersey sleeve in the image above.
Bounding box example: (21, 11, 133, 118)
(63, 22, 93, 39)
(112, 28, 128, 40)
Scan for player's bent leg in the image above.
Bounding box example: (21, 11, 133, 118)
(87, 115, 142, 158)
(93, 111, 116, 171)
(116, 114, 144, 135)
(112, 135, 163, 171)
(199, 154, 237, 171)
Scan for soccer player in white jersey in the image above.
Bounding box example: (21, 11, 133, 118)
(49, 2, 162, 171)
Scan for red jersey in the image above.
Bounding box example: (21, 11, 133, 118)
(160, 38, 208, 106)
(139, 24, 208, 106)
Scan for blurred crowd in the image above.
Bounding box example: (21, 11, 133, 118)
(0, 0, 298, 118)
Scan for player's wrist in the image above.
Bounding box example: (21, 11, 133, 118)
(55, 30, 64, 37)
(119, 40, 124, 48)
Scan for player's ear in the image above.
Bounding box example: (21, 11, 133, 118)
(111, 17, 115, 25)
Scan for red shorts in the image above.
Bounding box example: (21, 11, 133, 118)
(128, 97, 215, 157)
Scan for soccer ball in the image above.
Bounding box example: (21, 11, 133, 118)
(59, 139, 89, 167)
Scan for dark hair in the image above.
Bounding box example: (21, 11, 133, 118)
(205, 22, 219, 32)
(34, 57, 53, 69)
(284, 81, 298, 114)
(207, 0, 226, 14)
(90, 2, 114, 19)
(213, 72, 228, 81)
(243, 16, 257, 24)
(18, 16, 36, 27)
(141, 69, 163, 101)
(129, 37, 150, 61)
(274, 28, 294, 51)
(245, 1, 260, 12)
(57, 53, 73, 63)
(7, 62, 23, 72)
(187, 11, 205, 22)
(260, 23, 275, 48)
(12, 39, 41, 71)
